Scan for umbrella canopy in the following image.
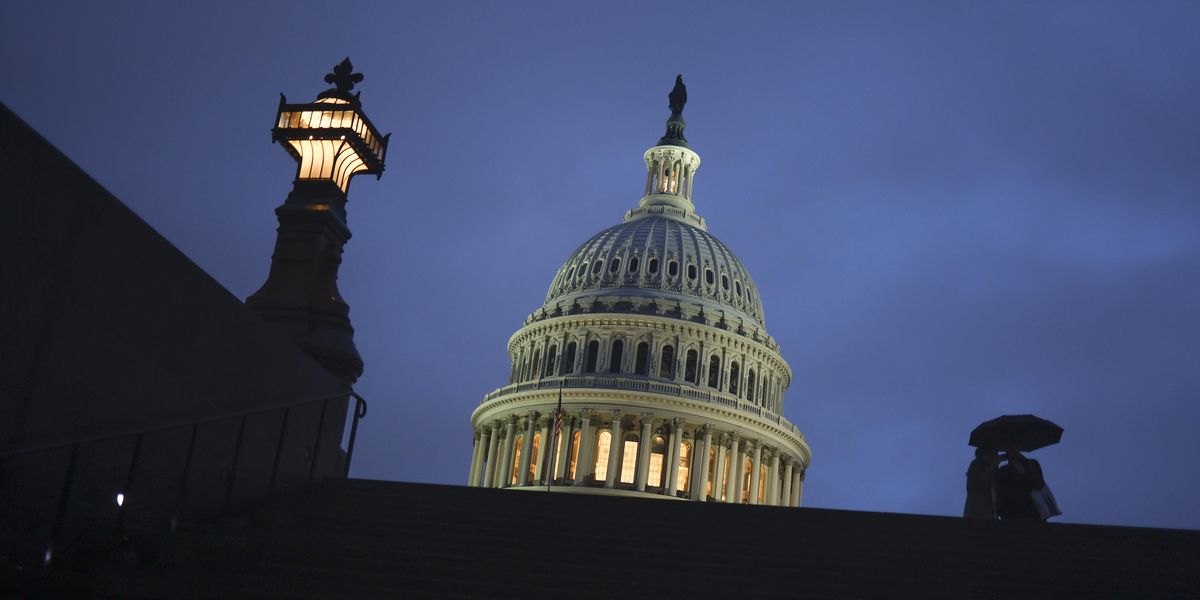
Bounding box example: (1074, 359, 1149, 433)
(969, 414, 1063, 451)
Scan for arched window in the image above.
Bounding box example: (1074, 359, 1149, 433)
(649, 435, 667, 488)
(566, 266, 575, 280)
(584, 340, 599, 373)
(746, 368, 756, 402)
(628, 256, 639, 272)
(609, 257, 621, 273)
(648, 258, 659, 274)
(608, 339, 624, 373)
(668, 260, 679, 277)
(564, 342, 577, 374)
(687, 264, 697, 280)
(592, 260, 603, 274)
(634, 342, 649, 375)
(734, 280, 742, 297)
(707, 355, 721, 388)
(594, 430, 612, 482)
(544, 345, 558, 377)
(685, 350, 698, 384)
(530, 433, 541, 482)
(511, 434, 524, 485)
(658, 345, 674, 379)
(677, 441, 692, 494)
(705, 269, 714, 286)
(567, 430, 581, 479)
(721, 274, 729, 290)
(620, 434, 639, 484)
(729, 362, 740, 395)
(530, 350, 541, 381)
(759, 464, 768, 503)
(720, 452, 731, 502)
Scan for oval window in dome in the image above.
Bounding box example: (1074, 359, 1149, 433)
(705, 269, 714, 285)
(592, 260, 603, 275)
(648, 258, 659, 274)
(669, 260, 678, 277)
(735, 280, 742, 296)
(609, 257, 621, 273)
(687, 264, 697, 280)
(566, 266, 575, 280)
(721, 274, 729, 290)
(628, 257, 639, 273)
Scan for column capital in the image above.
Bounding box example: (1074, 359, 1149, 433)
(700, 423, 713, 436)
(526, 409, 538, 419)
(579, 408, 592, 420)
(641, 411, 655, 421)
(611, 408, 623, 419)
(538, 415, 551, 427)
(507, 414, 519, 425)
(729, 431, 740, 442)
(491, 419, 503, 430)
(671, 417, 683, 428)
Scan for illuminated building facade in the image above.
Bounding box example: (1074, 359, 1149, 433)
(467, 77, 811, 505)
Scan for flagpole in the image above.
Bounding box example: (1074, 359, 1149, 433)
(548, 379, 563, 493)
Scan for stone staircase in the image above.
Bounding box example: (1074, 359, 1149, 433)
(19, 478, 1200, 598)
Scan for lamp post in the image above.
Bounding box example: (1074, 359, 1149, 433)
(246, 58, 389, 384)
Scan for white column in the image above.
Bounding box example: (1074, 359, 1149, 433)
(694, 425, 712, 501)
(749, 442, 763, 505)
(665, 418, 683, 496)
(605, 410, 623, 488)
(767, 450, 780, 506)
(481, 421, 501, 487)
(554, 417, 573, 482)
(712, 435, 727, 502)
(536, 416, 551, 483)
(499, 415, 518, 488)
(517, 412, 537, 486)
(467, 431, 481, 486)
(635, 413, 654, 492)
(573, 409, 593, 486)
(793, 470, 805, 507)
(781, 459, 793, 508)
(725, 433, 741, 503)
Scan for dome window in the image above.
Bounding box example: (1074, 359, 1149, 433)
(687, 264, 697, 280)
(669, 260, 679, 277)
(592, 260, 603, 275)
(566, 266, 575, 280)
(628, 257, 639, 273)
(634, 342, 649, 375)
(608, 339, 624, 373)
(735, 281, 742, 297)
(609, 258, 621, 273)
(721, 274, 729, 290)
(705, 269, 714, 286)
(658, 344, 674, 378)
(648, 258, 659, 274)
(684, 350, 699, 384)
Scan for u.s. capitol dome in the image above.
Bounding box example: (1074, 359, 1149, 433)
(467, 77, 810, 505)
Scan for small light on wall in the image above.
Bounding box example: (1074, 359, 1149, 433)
(116, 492, 125, 507)
(44, 547, 53, 565)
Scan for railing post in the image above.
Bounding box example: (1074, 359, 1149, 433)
(114, 432, 144, 535)
(174, 423, 199, 526)
(45, 443, 79, 568)
(223, 415, 249, 509)
(268, 407, 291, 494)
(343, 395, 368, 478)
(308, 398, 329, 482)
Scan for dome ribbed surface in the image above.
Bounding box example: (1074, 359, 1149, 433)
(545, 216, 765, 325)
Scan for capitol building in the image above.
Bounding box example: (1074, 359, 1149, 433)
(467, 77, 811, 505)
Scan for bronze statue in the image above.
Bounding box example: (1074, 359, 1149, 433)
(669, 75, 687, 115)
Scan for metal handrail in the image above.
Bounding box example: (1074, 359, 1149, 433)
(4, 390, 369, 568)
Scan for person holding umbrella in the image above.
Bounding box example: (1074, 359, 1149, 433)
(969, 415, 1063, 521)
(963, 445, 1003, 519)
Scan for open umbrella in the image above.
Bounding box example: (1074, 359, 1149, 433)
(969, 414, 1063, 451)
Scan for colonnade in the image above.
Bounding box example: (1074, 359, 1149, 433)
(467, 409, 805, 508)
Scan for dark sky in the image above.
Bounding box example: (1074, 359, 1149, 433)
(3, 1, 1198, 530)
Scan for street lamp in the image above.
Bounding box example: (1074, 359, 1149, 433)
(271, 57, 389, 195)
(247, 58, 390, 384)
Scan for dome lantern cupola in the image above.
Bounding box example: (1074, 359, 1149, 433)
(629, 75, 706, 230)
